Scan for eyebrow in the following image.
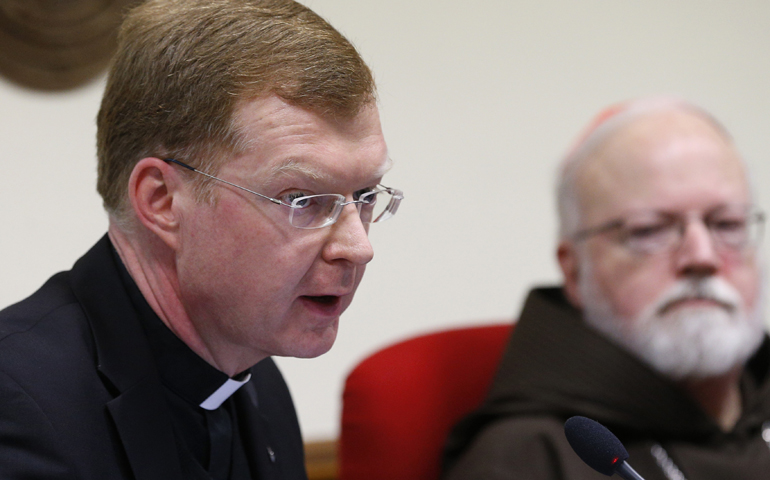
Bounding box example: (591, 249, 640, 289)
(373, 156, 394, 178)
(266, 159, 332, 184)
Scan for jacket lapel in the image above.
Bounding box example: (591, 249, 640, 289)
(107, 382, 185, 480)
(235, 380, 277, 479)
(69, 236, 185, 480)
(234, 358, 309, 480)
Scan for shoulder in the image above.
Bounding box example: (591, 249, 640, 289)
(0, 272, 112, 479)
(444, 415, 599, 480)
(0, 272, 98, 385)
(0, 270, 96, 372)
(0, 271, 80, 338)
(0, 267, 111, 433)
(454, 415, 569, 463)
(0, 367, 78, 478)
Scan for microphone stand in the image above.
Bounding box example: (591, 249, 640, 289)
(616, 461, 645, 480)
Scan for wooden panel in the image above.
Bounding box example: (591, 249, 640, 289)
(305, 439, 338, 480)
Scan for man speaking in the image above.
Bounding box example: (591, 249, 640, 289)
(0, 1, 402, 478)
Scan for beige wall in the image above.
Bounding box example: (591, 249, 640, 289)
(2, 0, 769, 440)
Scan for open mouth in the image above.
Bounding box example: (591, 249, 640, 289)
(305, 295, 339, 305)
(300, 295, 343, 317)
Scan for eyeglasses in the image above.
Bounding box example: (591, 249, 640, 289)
(165, 158, 403, 229)
(572, 206, 765, 255)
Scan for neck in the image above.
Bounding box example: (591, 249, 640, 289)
(679, 367, 743, 431)
(107, 224, 232, 374)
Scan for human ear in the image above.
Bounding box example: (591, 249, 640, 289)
(557, 240, 583, 308)
(128, 157, 183, 249)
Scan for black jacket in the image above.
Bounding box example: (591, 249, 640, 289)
(0, 236, 307, 480)
(443, 287, 770, 479)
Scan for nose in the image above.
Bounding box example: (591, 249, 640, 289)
(321, 202, 374, 266)
(674, 219, 720, 277)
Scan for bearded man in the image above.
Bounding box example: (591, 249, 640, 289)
(443, 97, 770, 480)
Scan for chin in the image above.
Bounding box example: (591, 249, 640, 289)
(635, 306, 764, 379)
(284, 321, 339, 359)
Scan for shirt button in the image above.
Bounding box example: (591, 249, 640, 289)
(267, 446, 276, 463)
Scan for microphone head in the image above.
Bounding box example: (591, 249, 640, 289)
(564, 416, 629, 476)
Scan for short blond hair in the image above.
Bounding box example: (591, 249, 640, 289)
(97, 0, 376, 222)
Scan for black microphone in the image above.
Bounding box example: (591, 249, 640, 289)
(564, 416, 645, 480)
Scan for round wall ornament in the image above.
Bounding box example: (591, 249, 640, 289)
(0, 0, 141, 90)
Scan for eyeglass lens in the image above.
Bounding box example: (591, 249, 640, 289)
(620, 208, 763, 254)
(288, 189, 401, 229)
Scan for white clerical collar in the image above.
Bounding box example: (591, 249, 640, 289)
(199, 373, 252, 410)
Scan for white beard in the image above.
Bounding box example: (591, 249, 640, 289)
(579, 268, 765, 380)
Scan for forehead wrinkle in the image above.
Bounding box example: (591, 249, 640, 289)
(261, 158, 334, 189)
(261, 153, 393, 190)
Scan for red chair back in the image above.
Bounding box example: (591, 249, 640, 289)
(339, 323, 513, 480)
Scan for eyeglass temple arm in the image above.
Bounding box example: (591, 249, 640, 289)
(572, 219, 624, 242)
(165, 158, 196, 171)
(163, 158, 284, 206)
(165, 159, 404, 214)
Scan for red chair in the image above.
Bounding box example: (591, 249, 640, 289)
(338, 323, 513, 480)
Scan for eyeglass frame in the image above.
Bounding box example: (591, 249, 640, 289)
(570, 205, 766, 255)
(163, 158, 403, 229)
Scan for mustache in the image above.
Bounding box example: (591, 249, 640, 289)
(655, 277, 741, 316)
